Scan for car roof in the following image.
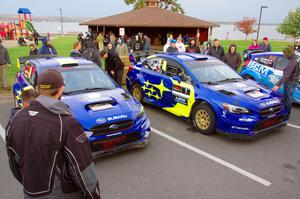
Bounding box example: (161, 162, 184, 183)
(251, 52, 283, 57)
(152, 53, 217, 63)
(29, 56, 94, 69)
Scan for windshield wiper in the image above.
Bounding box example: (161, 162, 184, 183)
(200, 81, 219, 85)
(63, 87, 109, 95)
(217, 78, 243, 83)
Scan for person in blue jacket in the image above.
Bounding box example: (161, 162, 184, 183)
(38, 37, 57, 55)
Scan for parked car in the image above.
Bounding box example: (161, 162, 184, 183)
(127, 52, 287, 138)
(240, 51, 300, 103)
(13, 55, 151, 157)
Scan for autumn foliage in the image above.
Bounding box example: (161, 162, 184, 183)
(234, 18, 257, 40)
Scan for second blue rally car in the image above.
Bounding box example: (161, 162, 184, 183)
(13, 56, 151, 156)
(127, 53, 288, 138)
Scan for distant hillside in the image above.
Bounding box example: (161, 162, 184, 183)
(0, 13, 93, 23)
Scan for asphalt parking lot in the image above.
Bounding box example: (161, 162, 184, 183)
(1, 97, 300, 199)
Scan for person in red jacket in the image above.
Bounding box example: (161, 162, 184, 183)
(6, 69, 101, 199)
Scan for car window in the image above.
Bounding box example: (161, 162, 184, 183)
(274, 56, 288, 71)
(21, 63, 37, 86)
(253, 55, 276, 68)
(143, 58, 166, 74)
(164, 58, 192, 84)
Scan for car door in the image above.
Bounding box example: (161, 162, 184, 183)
(251, 55, 275, 86)
(140, 57, 174, 108)
(270, 55, 288, 88)
(162, 58, 195, 118)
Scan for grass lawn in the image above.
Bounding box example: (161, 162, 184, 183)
(3, 37, 293, 91)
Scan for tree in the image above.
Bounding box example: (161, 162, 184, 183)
(234, 17, 257, 40)
(124, 0, 184, 14)
(277, 7, 300, 41)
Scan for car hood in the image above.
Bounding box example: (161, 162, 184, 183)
(61, 88, 141, 130)
(208, 80, 282, 110)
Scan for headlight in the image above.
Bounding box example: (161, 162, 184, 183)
(222, 103, 249, 114)
(136, 105, 145, 119)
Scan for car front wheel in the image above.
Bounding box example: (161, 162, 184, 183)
(192, 102, 216, 135)
(132, 83, 143, 102)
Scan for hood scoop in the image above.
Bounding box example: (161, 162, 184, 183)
(218, 90, 236, 96)
(245, 89, 266, 99)
(85, 100, 116, 111)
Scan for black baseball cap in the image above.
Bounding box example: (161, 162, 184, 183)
(37, 69, 64, 90)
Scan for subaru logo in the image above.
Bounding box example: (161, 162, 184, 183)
(109, 124, 119, 130)
(269, 108, 274, 112)
(96, 118, 106, 124)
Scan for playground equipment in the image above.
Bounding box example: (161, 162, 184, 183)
(0, 8, 36, 40)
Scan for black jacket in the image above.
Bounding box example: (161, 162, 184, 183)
(6, 96, 101, 199)
(0, 44, 11, 65)
(166, 46, 178, 53)
(208, 45, 225, 61)
(82, 41, 101, 67)
(105, 51, 125, 72)
(277, 55, 300, 86)
(224, 52, 242, 70)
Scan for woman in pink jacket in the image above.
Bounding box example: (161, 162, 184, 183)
(248, 39, 260, 50)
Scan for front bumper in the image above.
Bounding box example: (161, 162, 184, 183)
(89, 115, 151, 157)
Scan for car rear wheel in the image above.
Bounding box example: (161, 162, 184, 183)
(192, 102, 216, 135)
(243, 75, 254, 80)
(132, 83, 143, 102)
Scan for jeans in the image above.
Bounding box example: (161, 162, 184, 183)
(0, 64, 9, 88)
(283, 81, 297, 119)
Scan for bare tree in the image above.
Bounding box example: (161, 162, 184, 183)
(234, 18, 257, 40)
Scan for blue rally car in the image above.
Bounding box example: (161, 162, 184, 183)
(127, 52, 288, 138)
(240, 51, 300, 103)
(13, 56, 151, 156)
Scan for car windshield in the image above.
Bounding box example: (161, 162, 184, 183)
(61, 66, 117, 94)
(185, 60, 243, 84)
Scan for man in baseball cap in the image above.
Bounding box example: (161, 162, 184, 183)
(260, 36, 272, 52)
(6, 69, 101, 198)
(166, 39, 178, 53)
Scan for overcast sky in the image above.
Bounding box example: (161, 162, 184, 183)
(0, 0, 299, 23)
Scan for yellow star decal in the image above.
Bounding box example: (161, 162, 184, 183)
(154, 94, 160, 100)
(148, 86, 155, 94)
(151, 80, 171, 97)
(141, 85, 147, 91)
(144, 80, 151, 87)
(145, 92, 152, 98)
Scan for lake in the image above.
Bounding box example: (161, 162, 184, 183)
(32, 22, 289, 41)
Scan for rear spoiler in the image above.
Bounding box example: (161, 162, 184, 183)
(17, 54, 57, 68)
(129, 50, 164, 64)
(242, 49, 265, 62)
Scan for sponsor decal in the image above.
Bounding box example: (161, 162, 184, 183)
(28, 111, 39, 116)
(221, 110, 227, 117)
(260, 99, 280, 107)
(76, 133, 88, 143)
(106, 132, 122, 137)
(83, 93, 102, 101)
(107, 114, 128, 121)
(247, 61, 270, 77)
(235, 83, 247, 88)
(96, 118, 107, 124)
(175, 96, 188, 105)
(268, 74, 280, 85)
(239, 117, 254, 122)
(232, 126, 249, 131)
(267, 114, 276, 119)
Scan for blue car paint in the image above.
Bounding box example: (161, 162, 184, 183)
(240, 52, 300, 103)
(127, 53, 287, 137)
(14, 57, 151, 155)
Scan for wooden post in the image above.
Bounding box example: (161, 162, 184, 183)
(103, 26, 106, 35)
(196, 28, 200, 45)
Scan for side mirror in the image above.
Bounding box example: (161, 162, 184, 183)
(172, 75, 181, 83)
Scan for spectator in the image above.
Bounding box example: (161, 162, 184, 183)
(0, 38, 11, 90)
(133, 35, 143, 51)
(248, 39, 260, 50)
(100, 50, 125, 86)
(224, 44, 242, 70)
(183, 34, 189, 45)
(29, 43, 38, 56)
(186, 39, 200, 53)
(82, 40, 102, 67)
(38, 37, 57, 55)
(70, 41, 82, 58)
(32, 30, 40, 46)
(6, 69, 101, 199)
(272, 45, 300, 120)
(260, 37, 272, 52)
(116, 38, 129, 57)
(208, 39, 225, 60)
(109, 32, 116, 47)
(96, 32, 104, 51)
(107, 42, 118, 56)
(199, 42, 206, 54)
(166, 39, 178, 53)
(128, 35, 136, 51)
(205, 42, 211, 55)
(163, 40, 170, 52)
(176, 37, 186, 53)
(144, 34, 151, 51)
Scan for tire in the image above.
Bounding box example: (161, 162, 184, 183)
(243, 75, 254, 80)
(131, 83, 143, 102)
(192, 102, 216, 135)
